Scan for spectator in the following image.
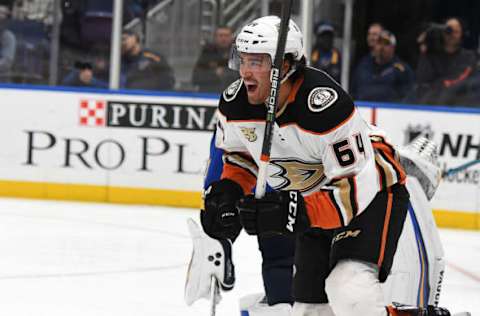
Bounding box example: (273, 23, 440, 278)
(310, 22, 341, 82)
(367, 22, 384, 52)
(0, 5, 15, 82)
(11, 0, 56, 27)
(353, 22, 383, 82)
(62, 54, 109, 89)
(416, 17, 477, 105)
(351, 30, 415, 102)
(192, 25, 237, 93)
(121, 30, 174, 91)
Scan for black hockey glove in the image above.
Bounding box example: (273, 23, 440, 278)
(200, 179, 244, 241)
(237, 191, 310, 236)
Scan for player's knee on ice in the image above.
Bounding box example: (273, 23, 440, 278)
(325, 259, 387, 316)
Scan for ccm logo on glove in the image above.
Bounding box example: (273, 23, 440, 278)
(237, 190, 310, 236)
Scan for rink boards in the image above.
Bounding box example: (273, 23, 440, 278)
(0, 86, 479, 230)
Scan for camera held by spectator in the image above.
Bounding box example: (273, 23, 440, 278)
(419, 23, 453, 55)
(416, 17, 477, 105)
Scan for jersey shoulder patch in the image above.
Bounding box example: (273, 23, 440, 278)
(276, 67, 355, 134)
(307, 87, 338, 112)
(223, 79, 243, 102)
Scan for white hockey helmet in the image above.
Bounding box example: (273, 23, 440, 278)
(229, 15, 304, 70)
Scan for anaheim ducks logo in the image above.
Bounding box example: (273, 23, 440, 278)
(269, 159, 325, 192)
(223, 79, 243, 102)
(308, 87, 338, 112)
(240, 127, 257, 142)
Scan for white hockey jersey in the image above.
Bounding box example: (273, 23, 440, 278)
(216, 67, 405, 229)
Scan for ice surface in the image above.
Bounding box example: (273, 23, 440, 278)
(0, 198, 478, 315)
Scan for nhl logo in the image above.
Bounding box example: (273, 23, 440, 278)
(404, 124, 434, 145)
(223, 79, 243, 102)
(307, 87, 338, 112)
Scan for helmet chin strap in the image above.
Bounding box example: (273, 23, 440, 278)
(263, 64, 297, 110)
(280, 65, 296, 84)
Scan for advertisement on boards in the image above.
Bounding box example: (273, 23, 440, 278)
(374, 106, 480, 215)
(0, 88, 479, 227)
(0, 88, 218, 205)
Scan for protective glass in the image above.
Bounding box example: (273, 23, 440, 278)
(228, 46, 272, 73)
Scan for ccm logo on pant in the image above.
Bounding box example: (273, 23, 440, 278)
(286, 191, 298, 232)
(333, 229, 362, 243)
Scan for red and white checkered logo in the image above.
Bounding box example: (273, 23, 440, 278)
(79, 99, 106, 126)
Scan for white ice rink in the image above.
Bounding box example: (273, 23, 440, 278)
(0, 197, 478, 316)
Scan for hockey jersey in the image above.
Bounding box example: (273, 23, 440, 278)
(216, 67, 405, 229)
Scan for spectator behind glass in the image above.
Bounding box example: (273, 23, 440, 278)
(62, 54, 109, 89)
(310, 22, 341, 82)
(416, 17, 477, 105)
(11, 0, 56, 27)
(351, 30, 415, 102)
(0, 5, 16, 82)
(121, 30, 175, 91)
(353, 22, 383, 84)
(192, 25, 237, 93)
(367, 23, 384, 53)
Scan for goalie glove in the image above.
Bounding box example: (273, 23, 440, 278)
(184, 219, 235, 306)
(237, 191, 310, 236)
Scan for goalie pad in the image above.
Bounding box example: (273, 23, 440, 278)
(398, 136, 442, 200)
(383, 177, 445, 307)
(239, 293, 292, 316)
(184, 218, 235, 306)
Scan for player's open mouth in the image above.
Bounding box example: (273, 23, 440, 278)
(245, 83, 257, 93)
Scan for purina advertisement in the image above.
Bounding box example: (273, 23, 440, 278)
(0, 88, 217, 207)
(0, 88, 478, 228)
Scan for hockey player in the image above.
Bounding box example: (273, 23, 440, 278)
(185, 137, 448, 315)
(187, 15, 452, 316)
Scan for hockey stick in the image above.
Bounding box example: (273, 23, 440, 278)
(442, 158, 480, 178)
(255, 0, 294, 199)
(210, 276, 219, 316)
